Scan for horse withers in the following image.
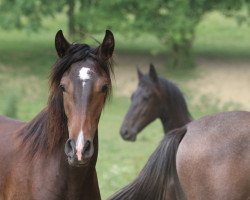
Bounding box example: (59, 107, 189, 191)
(0, 30, 114, 200)
(120, 64, 192, 141)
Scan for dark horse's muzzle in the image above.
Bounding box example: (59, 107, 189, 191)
(120, 127, 137, 141)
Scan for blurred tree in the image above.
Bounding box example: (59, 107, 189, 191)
(75, 0, 250, 68)
(0, 0, 95, 37)
(0, 0, 249, 67)
(0, 0, 62, 32)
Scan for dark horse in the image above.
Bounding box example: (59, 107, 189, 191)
(110, 111, 250, 199)
(0, 30, 114, 200)
(120, 64, 192, 141)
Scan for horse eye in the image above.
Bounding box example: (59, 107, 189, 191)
(101, 85, 108, 93)
(59, 84, 66, 92)
(131, 93, 135, 100)
(143, 96, 149, 101)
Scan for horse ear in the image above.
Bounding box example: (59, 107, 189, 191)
(136, 66, 143, 80)
(98, 30, 115, 61)
(55, 30, 70, 58)
(149, 63, 158, 82)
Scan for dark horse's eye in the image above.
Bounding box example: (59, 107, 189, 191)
(143, 96, 149, 101)
(131, 93, 135, 100)
(59, 84, 66, 92)
(101, 84, 108, 93)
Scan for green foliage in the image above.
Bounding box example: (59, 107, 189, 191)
(0, 0, 64, 32)
(1, 0, 250, 67)
(74, 0, 250, 67)
(194, 11, 250, 59)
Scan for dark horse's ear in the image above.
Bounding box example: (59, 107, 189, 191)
(55, 30, 70, 58)
(149, 63, 158, 82)
(136, 66, 143, 80)
(98, 30, 115, 61)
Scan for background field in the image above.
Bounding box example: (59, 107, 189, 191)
(1, 11, 250, 199)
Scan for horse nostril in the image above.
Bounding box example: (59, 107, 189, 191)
(82, 140, 93, 158)
(120, 129, 129, 137)
(65, 139, 76, 157)
(84, 140, 91, 152)
(123, 131, 128, 137)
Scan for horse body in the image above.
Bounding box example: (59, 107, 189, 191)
(177, 111, 250, 200)
(0, 115, 24, 133)
(110, 111, 250, 200)
(0, 117, 22, 199)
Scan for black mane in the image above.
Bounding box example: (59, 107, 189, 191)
(159, 77, 192, 122)
(140, 74, 192, 132)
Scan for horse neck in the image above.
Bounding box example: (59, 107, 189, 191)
(158, 80, 192, 133)
(160, 108, 190, 133)
(20, 114, 100, 199)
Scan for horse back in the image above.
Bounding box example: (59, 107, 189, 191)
(177, 111, 250, 200)
(0, 115, 25, 134)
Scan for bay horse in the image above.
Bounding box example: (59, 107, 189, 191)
(120, 63, 192, 141)
(109, 111, 250, 200)
(0, 29, 114, 200)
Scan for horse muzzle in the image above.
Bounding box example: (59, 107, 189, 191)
(64, 138, 94, 167)
(120, 128, 137, 141)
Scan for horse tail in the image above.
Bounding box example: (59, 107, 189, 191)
(108, 126, 187, 200)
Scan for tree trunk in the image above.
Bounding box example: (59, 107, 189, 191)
(169, 37, 194, 68)
(67, 0, 76, 37)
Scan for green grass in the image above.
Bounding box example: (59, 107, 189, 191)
(0, 10, 249, 199)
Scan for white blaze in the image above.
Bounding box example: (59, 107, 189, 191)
(76, 130, 84, 161)
(76, 67, 90, 161)
(79, 67, 91, 87)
